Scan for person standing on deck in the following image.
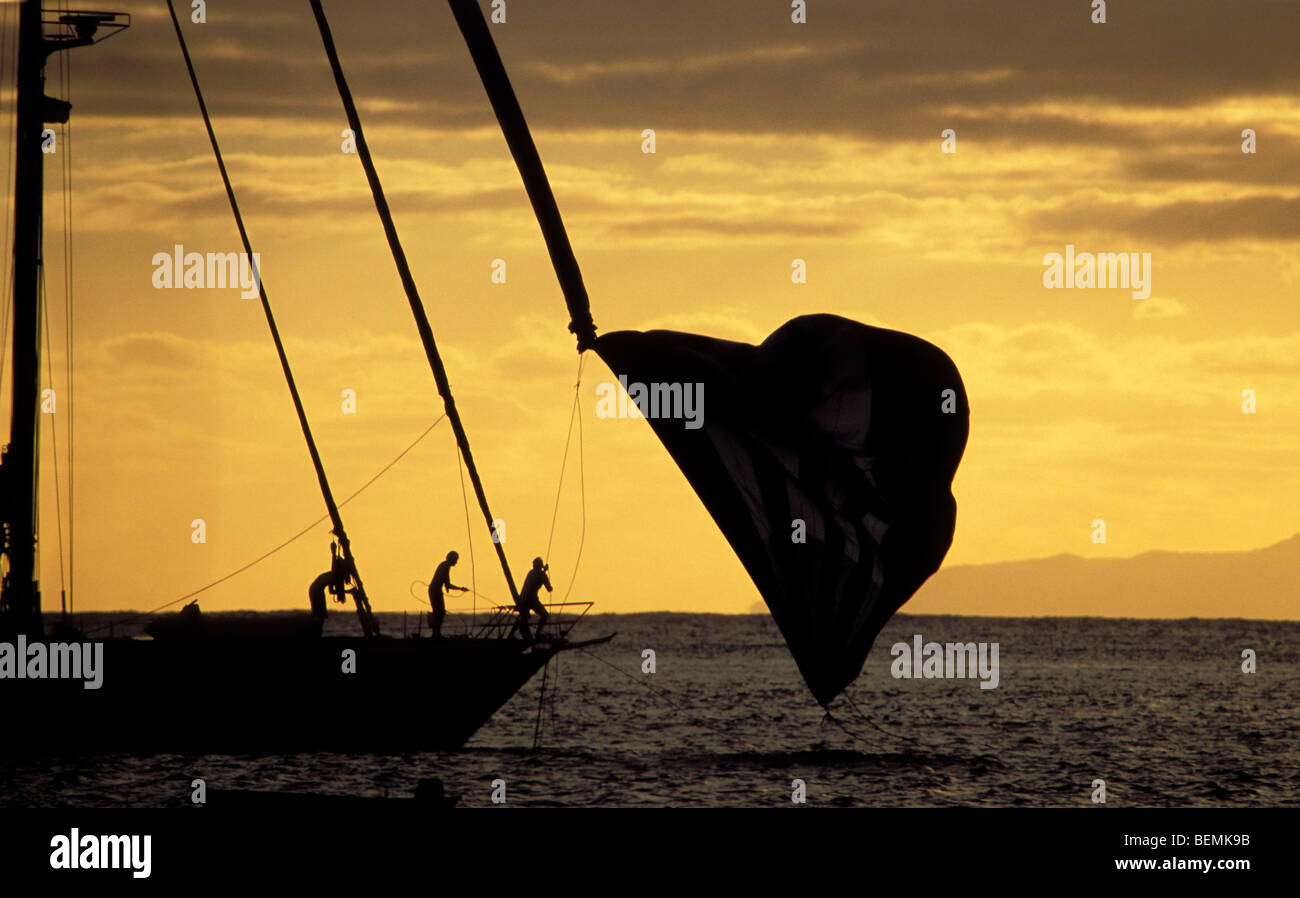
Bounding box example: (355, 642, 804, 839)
(428, 550, 469, 638)
(515, 557, 552, 642)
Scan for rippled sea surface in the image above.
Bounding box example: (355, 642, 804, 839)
(3, 613, 1297, 807)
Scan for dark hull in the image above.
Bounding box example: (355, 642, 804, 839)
(0, 634, 556, 754)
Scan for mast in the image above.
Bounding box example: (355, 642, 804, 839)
(310, 0, 524, 603)
(0, 3, 127, 636)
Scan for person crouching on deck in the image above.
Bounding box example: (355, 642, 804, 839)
(308, 549, 353, 637)
(515, 557, 552, 642)
(428, 550, 469, 638)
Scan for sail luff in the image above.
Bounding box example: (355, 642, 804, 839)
(164, 0, 379, 636)
(446, 0, 597, 352)
(309, 0, 521, 603)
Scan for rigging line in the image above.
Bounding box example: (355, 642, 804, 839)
(559, 353, 587, 605)
(842, 691, 920, 743)
(576, 647, 766, 754)
(548, 651, 561, 734)
(39, 260, 66, 604)
(544, 353, 584, 563)
(531, 656, 549, 749)
(442, 583, 507, 610)
(164, 0, 380, 635)
(408, 580, 495, 621)
(532, 653, 563, 750)
(84, 414, 447, 634)
(409, 581, 475, 637)
(60, 9, 75, 616)
(818, 707, 884, 753)
(454, 435, 477, 626)
(53, 19, 73, 615)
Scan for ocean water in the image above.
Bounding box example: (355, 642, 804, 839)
(2, 612, 1297, 808)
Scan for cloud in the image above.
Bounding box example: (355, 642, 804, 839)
(106, 332, 198, 369)
(1025, 195, 1300, 246)
(928, 320, 1300, 409)
(1133, 296, 1187, 319)
(75, 0, 1300, 141)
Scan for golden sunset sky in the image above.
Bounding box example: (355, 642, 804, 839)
(6, 0, 1299, 617)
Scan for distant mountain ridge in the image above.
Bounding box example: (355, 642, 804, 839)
(907, 533, 1300, 619)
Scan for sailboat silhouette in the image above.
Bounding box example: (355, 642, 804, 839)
(0, 0, 967, 758)
(0, 0, 612, 755)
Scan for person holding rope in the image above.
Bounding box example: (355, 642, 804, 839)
(428, 550, 469, 638)
(515, 556, 552, 643)
(307, 542, 355, 637)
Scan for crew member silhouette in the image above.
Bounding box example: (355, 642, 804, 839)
(308, 545, 353, 636)
(515, 556, 552, 642)
(428, 550, 468, 638)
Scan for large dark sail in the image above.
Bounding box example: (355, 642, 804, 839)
(596, 316, 968, 705)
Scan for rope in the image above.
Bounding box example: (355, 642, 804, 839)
(40, 262, 66, 606)
(549, 652, 561, 734)
(43, 12, 76, 618)
(818, 707, 886, 751)
(84, 415, 446, 634)
(529, 652, 563, 749)
(561, 356, 588, 605)
(409, 579, 479, 638)
(532, 656, 550, 749)
(59, 2, 76, 617)
(542, 353, 589, 605)
(545, 354, 585, 560)
(454, 437, 477, 625)
(408, 580, 501, 616)
(843, 691, 919, 743)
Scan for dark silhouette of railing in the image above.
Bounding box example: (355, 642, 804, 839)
(470, 601, 594, 642)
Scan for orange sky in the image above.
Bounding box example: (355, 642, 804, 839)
(4, 0, 1298, 617)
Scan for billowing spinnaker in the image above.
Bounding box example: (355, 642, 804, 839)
(594, 314, 969, 706)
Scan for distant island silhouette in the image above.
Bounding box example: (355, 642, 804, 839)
(906, 534, 1300, 619)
